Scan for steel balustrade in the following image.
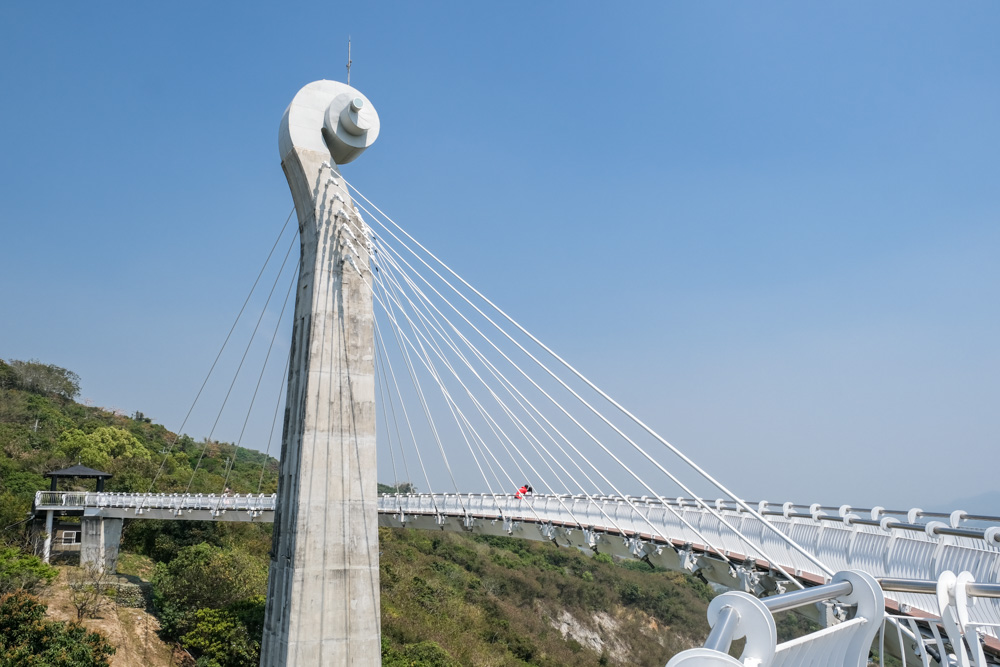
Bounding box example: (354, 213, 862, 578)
(34, 488, 1000, 659)
(667, 570, 885, 667)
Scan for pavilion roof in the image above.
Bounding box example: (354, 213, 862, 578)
(45, 464, 113, 479)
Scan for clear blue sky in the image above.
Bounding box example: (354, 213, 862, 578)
(2, 3, 997, 512)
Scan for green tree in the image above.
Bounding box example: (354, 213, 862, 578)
(0, 360, 18, 391)
(152, 543, 267, 638)
(0, 548, 57, 595)
(5, 359, 80, 400)
(180, 607, 260, 667)
(378, 482, 417, 494)
(57, 427, 151, 471)
(0, 591, 115, 666)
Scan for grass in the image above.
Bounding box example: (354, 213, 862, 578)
(116, 552, 156, 581)
(379, 527, 713, 666)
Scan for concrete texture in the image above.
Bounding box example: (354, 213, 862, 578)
(79, 514, 122, 572)
(260, 80, 381, 666)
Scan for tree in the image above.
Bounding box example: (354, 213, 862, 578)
(68, 563, 115, 621)
(0, 360, 17, 391)
(180, 606, 260, 667)
(0, 591, 115, 666)
(5, 359, 80, 400)
(378, 481, 417, 494)
(57, 426, 151, 471)
(0, 547, 57, 595)
(151, 543, 267, 638)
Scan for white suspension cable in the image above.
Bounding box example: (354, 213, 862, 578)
(147, 206, 296, 496)
(346, 179, 832, 578)
(185, 228, 299, 495)
(350, 198, 739, 564)
(352, 209, 720, 551)
(359, 216, 606, 496)
(346, 190, 829, 578)
(366, 234, 624, 532)
(371, 237, 567, 496)
(257, 353, 289, 494)
(372, 314, 440, 512)
(374, 344, 404, 510)
(371, 261, 585, 528)
(373, 270, 507, 514)
(374, 339, 416, 495)
(372, 306, 453, 514)
(215, 261, 298, 510)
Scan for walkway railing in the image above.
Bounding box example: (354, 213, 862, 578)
(668, 570, 1000, 667)
(34, 490, 276, 517)
(33, 489, 1000, 653)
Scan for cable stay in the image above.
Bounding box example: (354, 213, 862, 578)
(337, 176, 834, 584)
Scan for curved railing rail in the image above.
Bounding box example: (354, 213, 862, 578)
(668, 570, 885, 667)
(34, 490, 277, 516)
(670, 571, 1000, 667)
(34, 489, 1000, 645)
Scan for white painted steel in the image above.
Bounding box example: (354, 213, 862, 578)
(34, 490, 276, 522)
(668, 570, 884, 667)
(375, 493, 1000, 640)
(35, 490, 1000, 643)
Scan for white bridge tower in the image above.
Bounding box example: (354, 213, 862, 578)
(260, 80, 382, 666)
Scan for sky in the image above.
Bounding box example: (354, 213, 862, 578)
(1, 3, 997, 513)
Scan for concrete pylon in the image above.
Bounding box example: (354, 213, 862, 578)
(260, 80, 382, 666)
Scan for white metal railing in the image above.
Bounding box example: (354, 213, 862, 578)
(32, 490, 1000, 663)
(34, 490, 277, 515)
(377, 493, 1000, 643)
(667, 570, 883, 666)
(876, 573, 1000, 667)
(668, 570, 1000, 667)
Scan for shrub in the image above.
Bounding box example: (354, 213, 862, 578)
(0, 591, 115, 666)
(0, 547, 57, 595)
(180, 607, 259, 667)
(151, 542, 266, 639)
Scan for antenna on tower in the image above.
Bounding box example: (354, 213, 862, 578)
(346, 37, 352, 85)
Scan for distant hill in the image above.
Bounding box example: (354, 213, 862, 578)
(942, 491, 1000, 517)
(0, 357, 279, 548)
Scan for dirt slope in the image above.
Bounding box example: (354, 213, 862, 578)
(42, 567, 184, 667)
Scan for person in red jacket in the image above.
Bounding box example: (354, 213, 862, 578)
(515, 484, 528, 499)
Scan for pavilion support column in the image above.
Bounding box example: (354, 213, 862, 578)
(42, 510, 53, 563)
(261, 81, 381, 667)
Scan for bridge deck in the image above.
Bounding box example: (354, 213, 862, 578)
(34, 489, 1000, 639)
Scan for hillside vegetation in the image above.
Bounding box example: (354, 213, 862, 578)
(380, 528, 711, 666)
(1, 358, 718, 665)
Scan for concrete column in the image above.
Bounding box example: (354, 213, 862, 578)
(42, 510, 53, 563)
(261, 81, 381, 666)
(79, 515, 122, 573)
(102, 517, 122, 572)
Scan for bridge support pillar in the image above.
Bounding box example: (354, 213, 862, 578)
(261, 80, 381, 666)
(79, 514, 122, 572)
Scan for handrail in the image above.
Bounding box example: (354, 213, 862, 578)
(762, 579, 853, 613)
(879, 577, 1000, 599)
(703, 605, 741, 653)
(33, 490, 278, 512)
(36, 490, 1000, 546)
(666, 570, 885, 667)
